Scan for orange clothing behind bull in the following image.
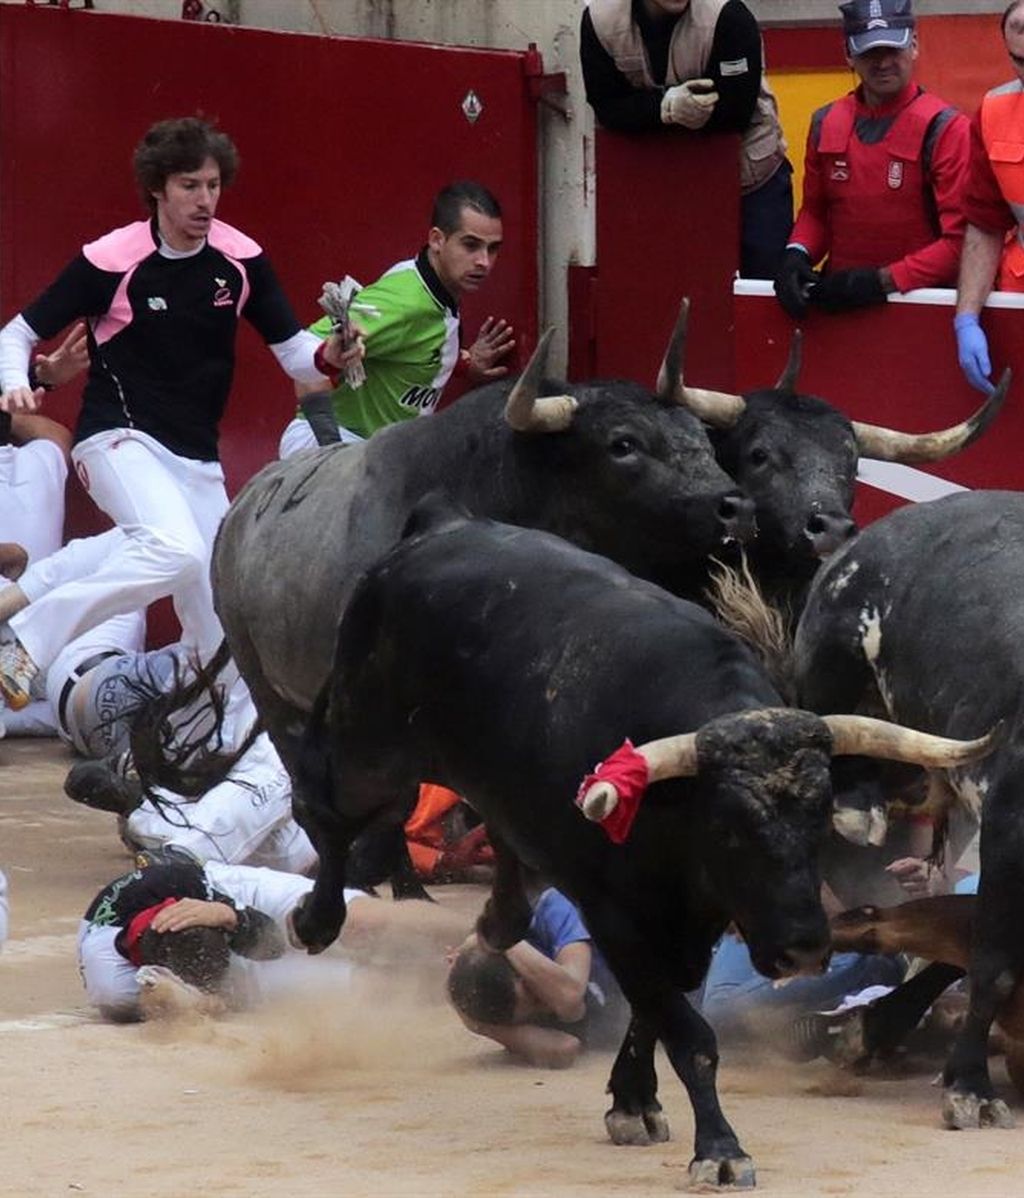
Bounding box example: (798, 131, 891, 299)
(405, 783, 493, 879)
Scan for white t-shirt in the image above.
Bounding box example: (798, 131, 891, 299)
(0, 440, 67, 564)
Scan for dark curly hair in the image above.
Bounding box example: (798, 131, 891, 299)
(133, 117, 239, 214)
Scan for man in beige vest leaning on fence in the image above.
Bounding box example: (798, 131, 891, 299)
(580, 0, 792, 279)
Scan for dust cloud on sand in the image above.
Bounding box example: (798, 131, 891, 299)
(4, 739, 1024, 1197)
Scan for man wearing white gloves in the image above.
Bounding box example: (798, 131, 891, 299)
(580, 0, 792, 279)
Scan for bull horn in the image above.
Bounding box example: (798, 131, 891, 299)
(656, 296, 746, 427)
(579, 783, 620, 823)
(638, 732, 701, 781)
(504, 328, 578, 434)
(775, 330, 803, 393)
(678, 385, 747, 428)
(578, 730, 700, 824)
(852, 368, 1010, 463)
(656, 296, 690, 402)
(824, 714, 1000, 768)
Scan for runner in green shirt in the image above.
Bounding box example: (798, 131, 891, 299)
(281, 180, 514, 455)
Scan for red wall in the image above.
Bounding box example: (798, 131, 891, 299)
(0, 4, 539, 500)
(569, 130, 739, 391)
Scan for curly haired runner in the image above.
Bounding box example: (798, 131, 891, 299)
(0, 116, 355, 712)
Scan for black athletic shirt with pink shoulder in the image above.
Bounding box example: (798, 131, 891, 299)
(22, 217, 301, 461)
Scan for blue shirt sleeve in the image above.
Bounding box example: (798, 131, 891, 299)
(528, 888, 592, 959)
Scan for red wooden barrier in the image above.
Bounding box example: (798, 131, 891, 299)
(569, 129, 740, 391)
(733, 283, 1024, 525)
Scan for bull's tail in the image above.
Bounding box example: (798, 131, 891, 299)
(128, 639, 263, 800)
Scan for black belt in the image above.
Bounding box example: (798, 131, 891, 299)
(58, 650, 123, 738)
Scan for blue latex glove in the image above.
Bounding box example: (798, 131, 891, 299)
(954, 313, 995, 394)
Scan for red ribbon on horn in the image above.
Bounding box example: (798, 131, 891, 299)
(575, 739, 650, 844)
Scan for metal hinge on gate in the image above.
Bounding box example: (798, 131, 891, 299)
(524, 43, 569, 121)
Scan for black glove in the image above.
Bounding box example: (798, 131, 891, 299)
(808, 267, 887, 313)
(773, 248, 819, 319)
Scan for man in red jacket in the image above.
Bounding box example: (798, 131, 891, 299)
(774, 0, 971, 318)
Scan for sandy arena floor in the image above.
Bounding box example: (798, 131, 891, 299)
(2, 736, 1023, 1198)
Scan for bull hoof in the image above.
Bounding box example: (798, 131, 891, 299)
(682, 1155, 755, 1191)
(605, 1110, 651, 1146)
(829, 1010, 871, 1069)
(643, 1106, 671, 1143)
(981, 1099, 1016, 1129)
(941, 1089, 1016, 1130)
(287, 900, 341, 956)
(605, 1107, 662, 1146)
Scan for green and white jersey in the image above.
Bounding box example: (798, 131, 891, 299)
(306, 249, 460, 440)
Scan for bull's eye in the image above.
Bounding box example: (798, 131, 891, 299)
(609, 436, 639, 459)
(748, 446, 769, 467)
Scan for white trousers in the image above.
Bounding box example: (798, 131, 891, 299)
(12, 428, 229, 670)
(126, 732, 318, 874)
(13, 529, 153, 742)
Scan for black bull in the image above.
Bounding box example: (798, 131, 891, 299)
(210, 313, 752, 766)
(794, 489, 1024, 1131)
(667, 316, 1009, 612)
(288, 504, 994, 1189)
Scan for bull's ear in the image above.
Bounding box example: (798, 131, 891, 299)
(504, 329, 578, 433)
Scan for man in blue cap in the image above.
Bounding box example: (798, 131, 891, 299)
(775, 0, 971, 317)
